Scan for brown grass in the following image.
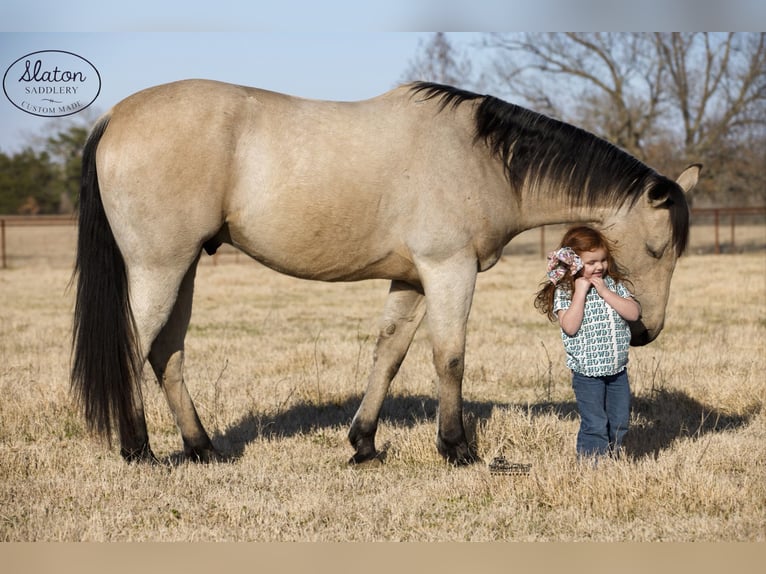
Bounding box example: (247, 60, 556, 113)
(0, 225, 764, 541)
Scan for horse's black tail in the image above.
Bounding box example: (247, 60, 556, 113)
(71, 113, 142, 447)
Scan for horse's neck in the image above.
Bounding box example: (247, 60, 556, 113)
(515, 188, 621, 231)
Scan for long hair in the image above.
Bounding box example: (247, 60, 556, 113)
(534, 226, 630, 321)
(71, 112, 143, 446)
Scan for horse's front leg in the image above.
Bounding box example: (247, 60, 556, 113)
(419, 254, 480, 465)
(348, 281, 426, 464)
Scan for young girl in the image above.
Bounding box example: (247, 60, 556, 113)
(535, 226, 641, 459)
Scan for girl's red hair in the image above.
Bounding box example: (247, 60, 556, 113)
(534, 226, 629, 321)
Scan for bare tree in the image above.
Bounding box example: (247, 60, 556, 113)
(400, 32, 476, 88)
(485, 33, 666, 157)
(482, 32, 766, 202)
(654, 33, 766, 154)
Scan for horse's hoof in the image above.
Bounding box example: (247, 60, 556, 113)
(348, 450, 382, 466)
(450, 452, 481, 466)
(437, 438, 479, 466)
(121, 445, 160, 465)
(186, 446, 227, 463)
(348, 441, 389, 467)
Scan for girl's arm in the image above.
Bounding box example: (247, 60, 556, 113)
(591, 277, 641, 321)
(557, 277, 590, 336)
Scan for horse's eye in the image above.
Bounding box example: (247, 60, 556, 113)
(646, 243, 667, 259)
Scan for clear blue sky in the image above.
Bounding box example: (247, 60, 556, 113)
(0, 33, 442, 153)
(2, 1, 764, 153)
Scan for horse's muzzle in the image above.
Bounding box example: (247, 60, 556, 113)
(628, 320, 655, 347)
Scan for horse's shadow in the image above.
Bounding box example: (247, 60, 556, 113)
(205, 387, 758, 463)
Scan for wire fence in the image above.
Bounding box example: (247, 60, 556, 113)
(2, 208, 765, 270)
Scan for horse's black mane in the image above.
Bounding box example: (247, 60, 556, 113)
(410, 82, 689, 254)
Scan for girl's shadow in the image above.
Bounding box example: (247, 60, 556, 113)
(621, 387, 758, 459)
(526, 387, 758, 460)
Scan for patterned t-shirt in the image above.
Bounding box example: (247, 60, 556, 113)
(553, 276, 633, 377)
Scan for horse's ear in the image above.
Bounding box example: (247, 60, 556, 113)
(675, 163, 702, 194)
(648, 163, 701, 208)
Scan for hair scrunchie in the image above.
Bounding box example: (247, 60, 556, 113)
(546, 247, 583, 285)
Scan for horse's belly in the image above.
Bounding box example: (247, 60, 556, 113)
(228, 226, 417, 283)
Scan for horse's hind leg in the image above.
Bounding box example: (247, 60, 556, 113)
(119, 256, 201, 462)
(147, 256, 221, 463)
(348, 281, 426, 464)
(118, 394, 155, 463)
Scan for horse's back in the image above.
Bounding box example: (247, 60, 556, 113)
(101, 78, 419, 200)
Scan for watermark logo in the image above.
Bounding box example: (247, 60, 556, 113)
(3, 50, 101, 118)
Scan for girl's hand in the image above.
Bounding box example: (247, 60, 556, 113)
(573, 276, 592, 295)
(589, 275, 606, 294)
(591, 276, 642, 321)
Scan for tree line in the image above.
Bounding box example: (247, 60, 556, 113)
(1, 32, 763, 214)
(0, 123, 87, 214)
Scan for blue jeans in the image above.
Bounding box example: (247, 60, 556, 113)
(572, 370, 630, 458)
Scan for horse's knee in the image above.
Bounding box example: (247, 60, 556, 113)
(446, 355, 463, 376)
(434, 352, 464, 380)
(150, 349, 184, 385)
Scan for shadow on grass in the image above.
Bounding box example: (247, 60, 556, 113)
(621, 387, 760, 459)
(524, 388, 760, 459)
(210, 387, 759, 462)
(212, 394, 439, 461)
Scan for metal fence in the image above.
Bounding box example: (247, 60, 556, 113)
(687, 207, 766, 254)
(1, 214, 75, 269)
(2, 208, 765, 269)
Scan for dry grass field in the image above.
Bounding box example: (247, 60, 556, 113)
(0, 224, 764, 542)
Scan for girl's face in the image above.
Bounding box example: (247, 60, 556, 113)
(578, 247, 608, 280)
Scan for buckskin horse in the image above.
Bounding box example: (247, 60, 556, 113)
(71, 80, 699, 465)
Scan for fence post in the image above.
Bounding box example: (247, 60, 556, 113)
(1, 218, 6, 270)
(713, 209, 720, 254)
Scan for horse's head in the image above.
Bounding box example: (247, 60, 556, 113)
(605, 164, 700, 346)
